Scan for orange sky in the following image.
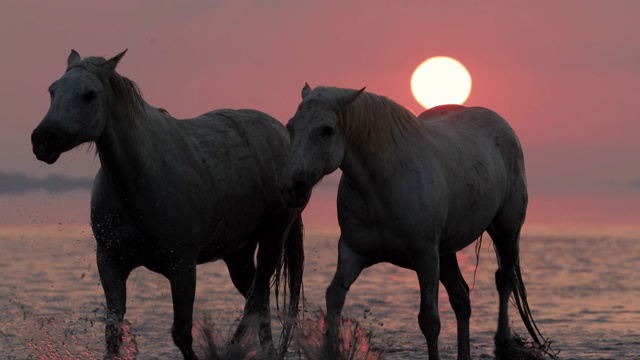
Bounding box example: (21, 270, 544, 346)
(1, 1, 639, 233)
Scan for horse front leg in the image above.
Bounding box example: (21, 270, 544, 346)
(324, 238, 366, 358)
(169, 262, 198, 360)
(440, 253, 471, 360)
(96, 245, 132, 359)
(416, 246, 441, 360)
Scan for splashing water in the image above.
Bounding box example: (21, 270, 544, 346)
(21, 309, 139, 360)
(195, 313, 264, 360)
(193, 307, 389, 360)
(293, 309, 388, 360)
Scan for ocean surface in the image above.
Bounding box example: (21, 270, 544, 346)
(1, 227, 639, 359)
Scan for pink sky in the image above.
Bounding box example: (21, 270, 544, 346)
(1, 1, 639, 233)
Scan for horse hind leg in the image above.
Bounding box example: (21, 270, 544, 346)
(486, 198, 526, 353)
(231, 222, 285, 352)
(223, 241, 257, 298)
(440, 253, 471, 360)
(324, 237, 367, 357)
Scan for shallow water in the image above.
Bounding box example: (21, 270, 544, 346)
(1, 227, 639, 359)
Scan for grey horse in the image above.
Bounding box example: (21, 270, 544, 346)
(281, 84, 548, 359)
(32, 50, 303, 359)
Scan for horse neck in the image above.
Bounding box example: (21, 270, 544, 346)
(339, 97, 424, 169)
(95, 102, 167, 184)
(339, 142, 392, 191)
(339, 125, 429, 194)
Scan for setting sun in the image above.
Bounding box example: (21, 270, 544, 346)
(411, 56, 472, 109)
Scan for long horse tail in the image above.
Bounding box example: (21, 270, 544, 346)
(511, 262, 557, 357)
(274, 212, 305, 358)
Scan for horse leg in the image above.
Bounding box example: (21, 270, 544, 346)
(223, 241, 257, 298)
(487, 208, 524, 353)
(168, 262, 198, 360)
(232, 231, 281, 352)
(324, 237, 366, 357)
(96, 245, 133, 359)
(440, 253, 471, 360)
(416, 246, 441, 360)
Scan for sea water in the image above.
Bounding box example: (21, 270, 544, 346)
(1, 227, 639, 359)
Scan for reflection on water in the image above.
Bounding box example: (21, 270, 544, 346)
(1, 227, 639, 359)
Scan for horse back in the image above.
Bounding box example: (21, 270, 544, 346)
(419, 105, 525, 171)
(182, 109, 290, 190)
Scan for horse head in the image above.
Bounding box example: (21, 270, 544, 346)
(280, 83, 364, 208)
(31, 49, 127, 164)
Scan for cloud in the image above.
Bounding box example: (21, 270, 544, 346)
(0, 172, 93, 195)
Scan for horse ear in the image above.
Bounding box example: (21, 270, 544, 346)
(67, 49, 81, 68)
(101, 49, 128, 75)
(337, 87, 366, 110)
(301, 83, 312, 99)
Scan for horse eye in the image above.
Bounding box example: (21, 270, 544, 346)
(82, 91, 97, 102)
(321, 126, 335, 137)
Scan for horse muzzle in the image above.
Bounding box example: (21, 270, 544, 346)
(280, 180, 312, 209)
(31, 126, 63, 164)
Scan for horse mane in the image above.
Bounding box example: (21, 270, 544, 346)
(317, 86, 422, 151)
(68, 57, 145, 120)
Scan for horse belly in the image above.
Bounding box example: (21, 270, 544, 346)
(196, 216, 262, 264)
(338, 188, 500, 266)
(437, 154, 510, 254)
(338, 206, 427, 269)
(438, 197, 502, 254)
(438, 223, 489, 255)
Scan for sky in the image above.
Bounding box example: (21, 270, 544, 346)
(1, 1, 639, 235)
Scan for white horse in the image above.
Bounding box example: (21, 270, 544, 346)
(281, 84, 548, 359)
(31, 50, 304, 360)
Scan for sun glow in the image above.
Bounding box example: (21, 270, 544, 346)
(410, 56, 472, 109)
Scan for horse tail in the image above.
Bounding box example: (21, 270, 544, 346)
(511, 263, 552, 351)
(274, 213, 305, 357)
